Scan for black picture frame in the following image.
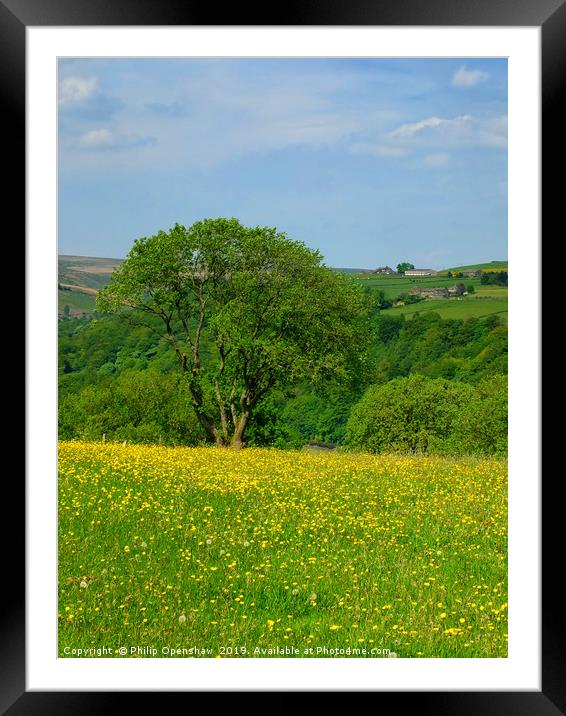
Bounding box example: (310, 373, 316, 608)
(11, 0, 556, 709)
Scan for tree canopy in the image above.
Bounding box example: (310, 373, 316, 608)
(96, 218, 372, 448)
(345, 373, 507, 456)
(397, 262, 415, 274)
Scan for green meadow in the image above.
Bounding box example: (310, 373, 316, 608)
(59, 442, 508, 659)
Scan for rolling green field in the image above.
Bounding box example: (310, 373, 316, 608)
(57, 255, 508, 320)
(355, 272, 507, 321)
(58, 256, 122, 317)
(59, 441, 507, 658)
(58, 288, 97, 316)
(387, 296, 508, 321)
(356, 274, 484, 300)
(441, 261, 508, 274)
(59, 255, 123, 290)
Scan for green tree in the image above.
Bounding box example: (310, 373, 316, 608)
(448, 374, 507, 456)
(345, 374, 473, 454)
(466, 284, 475, 294)
(58, 369, 206, 445)
(97, 218, 371, 448)
(396, 262, 415, 274)
(480, 271, 507, 286)
(375, 314, 405, 344)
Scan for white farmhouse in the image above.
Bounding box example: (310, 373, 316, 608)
(404, 268, 438, 277)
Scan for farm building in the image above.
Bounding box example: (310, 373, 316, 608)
(404, 268, 438, 277)
(447, 284, 466, 296)
(409, 286, 449, 299)
(372, 266, 395, 275)
(462, 269, 482, 277)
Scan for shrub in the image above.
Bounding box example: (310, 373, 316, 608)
(58, 369, 206, 446)
(345, 373, 507, 456)
(345, 374, 473, 454)
(447, 374, 507, 456)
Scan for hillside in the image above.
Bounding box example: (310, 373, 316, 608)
(58, 255, 123, 317)
(440, 261, 508, 274)
(58, 254, 508, 322)
(357, 272, 507, 322)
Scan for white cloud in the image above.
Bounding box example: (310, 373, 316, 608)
(386, 114, 506, 149)
(59, 62, 505, 173)
(61, 66, 399, 166)
(113, 65, 398, 167)
(78, 128, 113, 147)
(59, 76, 98, 105)
(452, 66, 489, 87)
(72, 128, 156, 151)
(349, 113, 506, 161)
(389, 115, 472, 139)
(350, 143, 409, 158)
(423, 153, 450, 167)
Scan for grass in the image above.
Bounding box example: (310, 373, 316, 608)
(441, 261, 508, 274)
(386, 296, 508, 321)
(356, 275, 484, 300)
(58, 289, 97, 316)
(474, 286, 508, 298)
(59, 441, 507, 658)
(59, 255, 122, 289)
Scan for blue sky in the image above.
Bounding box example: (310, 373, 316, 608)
(58, 58, 507, 269)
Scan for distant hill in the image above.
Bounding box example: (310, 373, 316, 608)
(57, 257, 375, 316)
(59, 255, 123, 286)
(58, 255, 122, 317)
(331, 267, 373, 274)
(334, 261, 508, 276)
(58, 254, 508, 319)
(440, 261, 508, 274)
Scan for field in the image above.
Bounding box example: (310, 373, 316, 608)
(387, 296, 508, 321)
(58, 256, 122, 317)
(59, 441, 507, 658)
(57, 255, 508, 321)
(59, 255, 124, 289)
(440, 261, 508, 274)
(355, 274, 484, 299)
(58, 288, 97, 317)
(355, 272, 507, 321)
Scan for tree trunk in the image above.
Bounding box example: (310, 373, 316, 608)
(192, 404, 218, 445)
(230, 410, 250, 449)
(184, 375, 220, 445)
(214, 433, 229, 448)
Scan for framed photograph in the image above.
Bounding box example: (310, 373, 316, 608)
(12, 0, 557, 708)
